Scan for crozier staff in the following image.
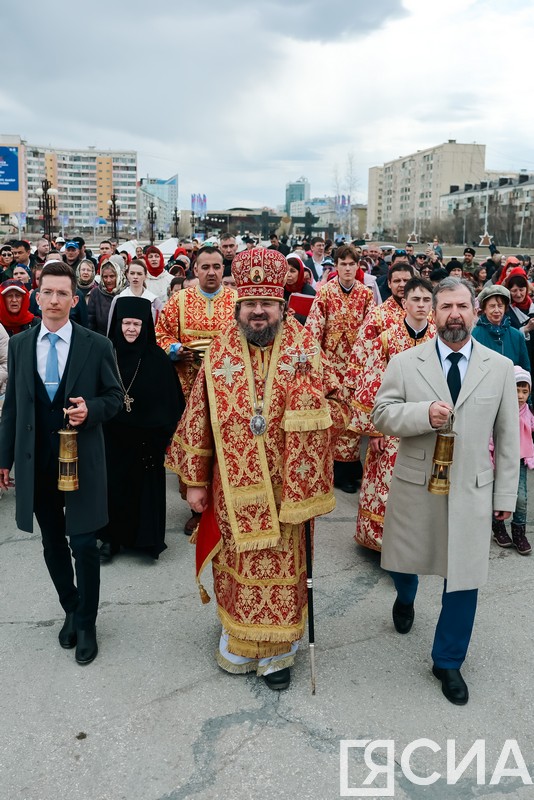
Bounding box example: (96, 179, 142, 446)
(168, 248, 347, 691)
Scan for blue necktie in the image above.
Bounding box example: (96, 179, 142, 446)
(44, 333, 60, 401)
(447, 352, 462, 405)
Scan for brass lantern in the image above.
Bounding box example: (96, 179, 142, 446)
(58, 426, 79, 491)
(428, 414, 456, 496)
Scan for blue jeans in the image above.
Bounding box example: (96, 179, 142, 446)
(513, 461, 528, 525)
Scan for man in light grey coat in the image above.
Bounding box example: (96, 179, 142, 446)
(372, 278, 519, 705)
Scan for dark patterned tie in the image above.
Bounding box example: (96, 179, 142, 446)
(447, 352, 462, 405)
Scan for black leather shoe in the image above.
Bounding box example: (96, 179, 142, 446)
(338, 480, 360, 494)
(263, 667, 291, 691)
(432, 666, 469, 705)
(99, 542, 119, 563)
(392, 598, 414, 634)
(58, 612, 77, 649)
(75, 628, 98, 665)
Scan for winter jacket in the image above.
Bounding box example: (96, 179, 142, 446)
(471, 314, 530, 371)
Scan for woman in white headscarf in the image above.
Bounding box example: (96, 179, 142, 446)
(87, 254, 126, 335)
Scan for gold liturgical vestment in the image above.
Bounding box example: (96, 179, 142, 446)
(155, 285, 236, 399)
(168, 315, 347, 660)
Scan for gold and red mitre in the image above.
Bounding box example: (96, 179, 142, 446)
(232, 248, 287, 302)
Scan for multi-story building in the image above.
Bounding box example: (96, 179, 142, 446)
(0, 134, 138, 235)
(137, 175, 179, 234)
(440, 172, 534, 247)
(285, 177, 310, 214)
(367, 141, 486, 237)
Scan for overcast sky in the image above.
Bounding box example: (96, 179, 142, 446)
(4, 0, 534, 209)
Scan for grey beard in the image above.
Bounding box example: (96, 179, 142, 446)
(438, 323, 470, 343)
(239, 318, 282, 347)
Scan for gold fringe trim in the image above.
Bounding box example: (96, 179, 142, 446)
(359, 507, 385, 523)
(233, 532, 281, 554)
(282, 408, 332, 432)
(215, 651, 258, 674)
(278, 491, 336, 524)
(256, 654, 296, 676)
(218, 606, 305, 645)
(231, 488, 269, 509)
(227, 634, 293, 659)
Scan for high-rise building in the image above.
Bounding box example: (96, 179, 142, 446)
(0, 134, 138, 235)
(285, 177, 310, 214)
(367, 141, 486, 237)
(137, 175, 179, 234)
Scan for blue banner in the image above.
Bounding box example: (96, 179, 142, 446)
(0, 147, 19, 191)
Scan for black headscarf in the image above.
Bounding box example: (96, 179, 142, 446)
(108, 296, 184, 429)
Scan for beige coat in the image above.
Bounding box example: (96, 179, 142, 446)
(372, 337, 519, 592)
(0, 323, 8, 395)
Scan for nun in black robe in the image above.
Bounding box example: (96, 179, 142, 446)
(100, 296, 185, 560)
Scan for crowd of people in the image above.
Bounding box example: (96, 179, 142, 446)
(0, 230, 531, 705)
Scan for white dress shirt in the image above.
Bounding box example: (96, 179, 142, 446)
(36, 320, 73, 384)
(436, 337, 473, 384)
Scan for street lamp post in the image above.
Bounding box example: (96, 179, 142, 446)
(35, 179, 58, 240)
(147, 201, 158, 245)
(172, 207, 180, 238)
(518, 202, 529, 248)
(107, 194, 121, 241)
(479, 177, 493, 247)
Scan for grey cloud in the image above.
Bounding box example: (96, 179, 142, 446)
(3, 0, 408, 206)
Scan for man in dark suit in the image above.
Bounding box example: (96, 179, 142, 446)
(0, 262, 122, 665)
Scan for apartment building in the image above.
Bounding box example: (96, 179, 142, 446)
(0, 134, 137, 233)
(367, 141, 486, 237)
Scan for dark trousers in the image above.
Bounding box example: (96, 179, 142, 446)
(390, 571, 478, 669)
(34, 475, 100, 630)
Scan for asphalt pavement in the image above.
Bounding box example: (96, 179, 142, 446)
(1, 469, 533, 800)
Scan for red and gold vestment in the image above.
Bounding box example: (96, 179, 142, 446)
(305, 279, 375, 462)
(361, 295, 405, 341)
(155, 285, 236, 400)
(168, 315, 347, 660)
(345, 320, 436, 551)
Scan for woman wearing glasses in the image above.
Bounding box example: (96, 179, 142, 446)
(0, 247, 14, 283)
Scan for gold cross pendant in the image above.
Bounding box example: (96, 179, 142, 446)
(124, 394, 134, 412)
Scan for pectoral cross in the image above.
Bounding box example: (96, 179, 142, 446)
(124, 393, 134, 412)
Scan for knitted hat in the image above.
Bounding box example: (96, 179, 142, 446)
(514, 366, 531, 387)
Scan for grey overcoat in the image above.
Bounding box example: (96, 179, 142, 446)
(372, 337, 519, 592)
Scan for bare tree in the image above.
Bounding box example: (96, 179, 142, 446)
(345, 152, 358, 239)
